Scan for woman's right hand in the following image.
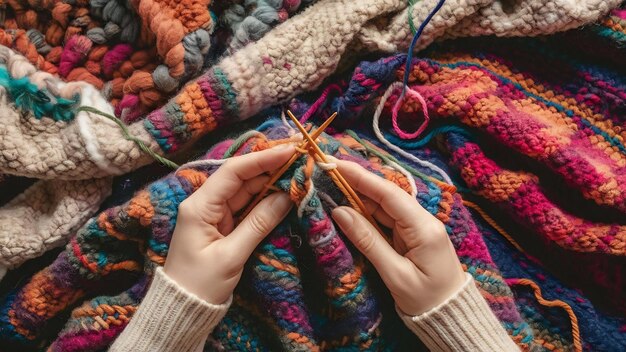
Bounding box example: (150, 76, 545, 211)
(329, 158, 466, 316)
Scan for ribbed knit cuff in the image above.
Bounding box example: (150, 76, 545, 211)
(109, 267, 232, 352)
(398, 273, 519, 352)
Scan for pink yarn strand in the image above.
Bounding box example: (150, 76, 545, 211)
(391, 86, 430, 139)
(299, 83, 343, 123)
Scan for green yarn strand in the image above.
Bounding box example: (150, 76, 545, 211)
(408, 0, 419, 35)
(77, 106, 180, 169)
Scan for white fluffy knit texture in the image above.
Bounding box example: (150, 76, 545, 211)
(0, 177, 112, 270)
(0, 46, 157, 180)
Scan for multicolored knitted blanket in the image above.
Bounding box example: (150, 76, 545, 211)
(2, 122, 623, 352)
(0, 0, 618, 276)
(1, 1, 625, 351)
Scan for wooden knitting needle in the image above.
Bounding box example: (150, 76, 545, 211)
(240, 112, 338, 218)
(286, 110, 384, 233)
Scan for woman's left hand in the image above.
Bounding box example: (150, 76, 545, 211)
(164, 144, 296, 304)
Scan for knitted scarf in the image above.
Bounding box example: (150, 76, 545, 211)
(2, 121, 621, 351)
(0, 0, 617, 275)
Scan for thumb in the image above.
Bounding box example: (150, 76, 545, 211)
(223, 192, 293, 263)
(332, 206, 402, 275)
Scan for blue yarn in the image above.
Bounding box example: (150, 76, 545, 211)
(402, 0, 446, 92)
(0, 66, 77, 121)
(255, 118, 282, 132)
(330, 55, 405, 121)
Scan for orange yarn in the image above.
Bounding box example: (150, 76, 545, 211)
(462, 199, 526, 254)
(72, 303, 137, 330)
(66, 68, 104, 88)
(241, 114, 337, 218)
(509, 279, 583, 352)
(286, 111, 380, 232)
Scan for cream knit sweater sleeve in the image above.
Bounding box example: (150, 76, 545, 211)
(398, 273, 520, 351)
(109, 267, 232, 352)
(110, 270, 518, 351)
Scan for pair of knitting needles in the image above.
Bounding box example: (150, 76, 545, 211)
(241, 110, 383, 233)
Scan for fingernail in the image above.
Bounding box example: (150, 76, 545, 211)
(326, 155, 338, 162)
(332, 207, 354, 229)
(271, 192, 293, 214)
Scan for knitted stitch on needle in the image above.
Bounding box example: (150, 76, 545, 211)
(0, 122, 536, 351)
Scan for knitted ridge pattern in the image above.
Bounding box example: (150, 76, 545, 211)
(0, 122, 584, 350)
(365, 130, 626, 351)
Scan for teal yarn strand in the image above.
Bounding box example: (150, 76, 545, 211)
(0, 67, 77, 121)
(76, 106, 180, 169)
(384, 125, 471, 149)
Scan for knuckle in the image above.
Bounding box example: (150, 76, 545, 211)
(421, 220, 448, 246)
(386, 264, 416, 290)
(354, 229, 376, 253)
(177, 199, 195, 218)
(248, 213, 271, 235)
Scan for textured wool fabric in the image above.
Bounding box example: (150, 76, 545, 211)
(398, 273, 519, 352)
(109, 267, 232, 352)
(351, 130, 626, 351)
(3, 121, 624, 351)
(0, 46, 156, 180)
(0, 177, 112, 279)
(0, 123, 537, 351)
(0, 0, 216, 120)
(0, 0, 319, 121)
(217, 0, 319, 52)
(283, 29, 626, 312)
(475, 212, 626, 351)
